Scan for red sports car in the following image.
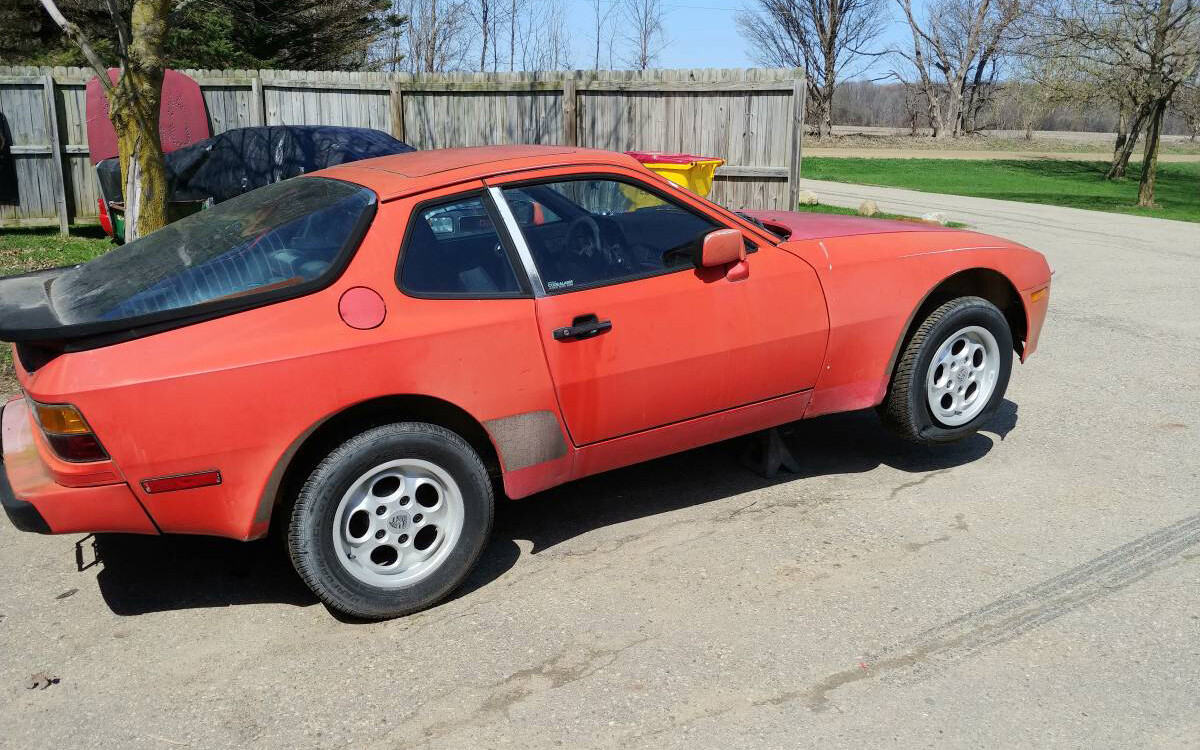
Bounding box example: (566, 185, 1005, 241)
(0, 146, 1050, 619)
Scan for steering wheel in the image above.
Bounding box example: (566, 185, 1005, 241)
(566, 215, 603, 258)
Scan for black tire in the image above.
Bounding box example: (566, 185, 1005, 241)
(879, 296, 1013, 444)
(288, 422, 493, 620)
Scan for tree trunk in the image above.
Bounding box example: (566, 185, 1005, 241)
(963, 53, 991, 135)
(1137, 99, 1167, 208)
(1107, 108, 1145, 180)
(818, 52, 837, 140)
(943, 86, 964, 139)
(1113, 108, 1129, 156)
(814, 82, 835, 139)
(479, 0, 489, 71)
(925, 86, 945, 138)
(109, 0, 171, 241)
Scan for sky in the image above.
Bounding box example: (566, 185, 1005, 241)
(561, 0, 917, 74)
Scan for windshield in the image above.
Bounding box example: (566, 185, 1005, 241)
(50, 177, 375, 324)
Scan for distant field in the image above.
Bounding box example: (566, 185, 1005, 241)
(812, 131, 1200, 156)
(801, 158, 1200, 224)
(0, 226, 111, 394)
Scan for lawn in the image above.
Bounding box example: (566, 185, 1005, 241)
(0, 226, 113, 394)
(801, 158, 1200, 223)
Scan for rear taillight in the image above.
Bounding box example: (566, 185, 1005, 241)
(31, 401, 109, 462)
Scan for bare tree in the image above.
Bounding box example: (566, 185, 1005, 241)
(401, 0, 471, 73)
(372, 2, 411, 72)
(590, 0, 618, 71)
(894, 0, 1026, 138)
(622, 0, 667, 70)
(1178, 79, 1200, 140)
(471, 0, 492, 70)
(506, 0, 524, 71)
(901, 79, 925, 134)
(737, 0, 886, 138)
(1032, 0, 1200, 204)
(515, 0, 572, 70)
(38, 0, 181, 240)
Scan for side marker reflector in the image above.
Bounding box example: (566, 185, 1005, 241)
(1030, 287, 1048, 303)
(141, 470, 222, 494)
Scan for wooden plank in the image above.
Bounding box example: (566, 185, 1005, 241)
(190, 77, 256, 87)
(393, 80, 563, 93)
(262, 79, 391, 92)
(716, 165, 788, 178)
(787, 78, 805, 210)
(389, 83, 405, 141)
(561, 77, 577, 146)
(580, 80, 793, 92)
(250, 75, 265, 126)
(41, 72, 69, 234)
(9, 145, 52, 154)
(0, 216, 100, 228)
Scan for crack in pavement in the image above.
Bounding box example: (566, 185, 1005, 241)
(904, 534, 951, 553)
(887, 468, 951, 502)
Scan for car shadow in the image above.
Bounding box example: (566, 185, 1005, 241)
(92, 533, 319, 615)
(90, 402, 1016, 617)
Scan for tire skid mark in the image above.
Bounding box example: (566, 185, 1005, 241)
(766, 512, 1200, 711)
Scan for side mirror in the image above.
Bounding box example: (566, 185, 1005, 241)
(699, 228, 745, 268)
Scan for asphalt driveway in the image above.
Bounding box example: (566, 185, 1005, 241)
(2, 183, 1198, 748)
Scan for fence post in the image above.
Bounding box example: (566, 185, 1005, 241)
(41, 71, 69, 235)
(561, 77, 577, 146)
(389, 82, 406, 142)
(250, 74, 265, 126)
(787, 77, 805, 211)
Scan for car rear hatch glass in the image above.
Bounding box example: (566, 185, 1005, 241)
(0, 177, 376, 350)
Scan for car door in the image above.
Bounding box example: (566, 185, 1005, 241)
(488, 171, 829, 447)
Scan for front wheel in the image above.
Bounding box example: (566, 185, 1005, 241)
(288, 422, 494, 620)
(879, 296, 1013, 443)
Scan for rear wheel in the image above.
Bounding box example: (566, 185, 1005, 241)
(880, 296, 1013, 443)
(288, 422, 493, 620)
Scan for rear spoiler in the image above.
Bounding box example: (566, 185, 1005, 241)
(0, 263, 275, 353)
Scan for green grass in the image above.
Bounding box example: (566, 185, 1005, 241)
(801, 158, 1200, 223)
(792, 201, 969, 228)
(0, 226, 113, 394)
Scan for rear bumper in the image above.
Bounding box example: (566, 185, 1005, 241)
(1, 399, 158, 535)
(1, 455, 50, 533)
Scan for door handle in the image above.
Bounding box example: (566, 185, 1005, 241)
(553, 314, 612, 341)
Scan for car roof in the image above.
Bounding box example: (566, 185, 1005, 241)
(311, 145, 647, 200)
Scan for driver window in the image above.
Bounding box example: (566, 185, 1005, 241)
(502, 178, 718, 293)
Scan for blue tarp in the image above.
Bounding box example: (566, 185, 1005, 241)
(96, 125, 415, 204)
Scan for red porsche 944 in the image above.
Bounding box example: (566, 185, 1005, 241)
(0, 146, 1050, 619)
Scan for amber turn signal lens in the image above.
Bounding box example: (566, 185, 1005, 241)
(34, 403, 92, 435)
(1030, 287, 1048, 303)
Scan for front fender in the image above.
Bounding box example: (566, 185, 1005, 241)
(781, 231, 1051, 418)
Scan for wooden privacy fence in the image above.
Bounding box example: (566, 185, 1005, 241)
(0, 66, 806, 231)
